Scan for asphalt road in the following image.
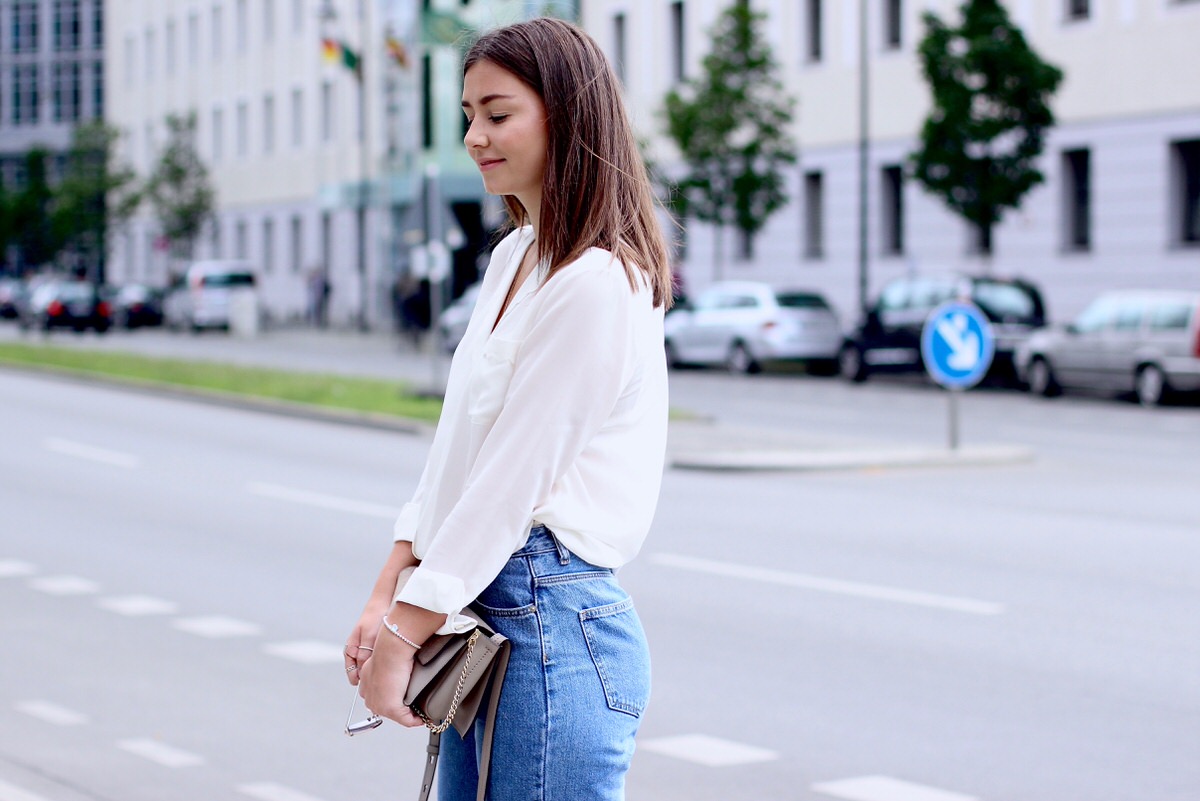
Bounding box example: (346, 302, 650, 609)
(1, 329, 1198, 801)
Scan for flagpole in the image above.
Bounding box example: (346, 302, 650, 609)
(355, 0, 369, 332)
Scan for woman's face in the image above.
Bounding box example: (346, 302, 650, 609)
(461, 60, 548, 210)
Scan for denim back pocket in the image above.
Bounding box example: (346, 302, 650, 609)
(579, 597, 651, 717)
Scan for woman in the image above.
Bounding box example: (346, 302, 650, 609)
(345, 17, 673, 801)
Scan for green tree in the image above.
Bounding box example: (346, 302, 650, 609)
(145, 112, 215, 260)
(662, 0, 796, 275)
(12, 149, 60, 270)
(51, 121, 140, 283)
(910, 0, 1063, 260)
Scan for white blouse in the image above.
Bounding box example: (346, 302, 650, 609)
(392, 226, 669, 633)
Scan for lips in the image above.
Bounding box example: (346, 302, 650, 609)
(477, 158, 505, 171)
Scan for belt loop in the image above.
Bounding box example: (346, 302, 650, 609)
(549, 530, 570, 565)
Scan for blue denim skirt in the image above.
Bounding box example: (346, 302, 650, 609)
(437, 526, 651, 801)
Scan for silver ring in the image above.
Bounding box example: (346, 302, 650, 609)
(346, 665, 358, 672)
(358, 646, 374, 651)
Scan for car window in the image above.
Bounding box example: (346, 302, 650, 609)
(201, 273, 255, 287)
(715, 294, 759, 309)
(58, 284, 93, 302)
(910, 278, 956, 309)
(878, 281, 910, 311)
(973, 282, 1037, 321)
(1148, 300, 1193, 331)
(1113, 301, 1144, 332)
(776, 292, 830, 310)
(1074, 296, 1119, 333)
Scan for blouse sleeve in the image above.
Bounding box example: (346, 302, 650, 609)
(395, 260, 641, 628)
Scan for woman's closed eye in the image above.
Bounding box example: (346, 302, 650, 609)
(488, 114, 509, 124)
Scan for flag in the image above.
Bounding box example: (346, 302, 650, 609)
(385, 34, 410, 68)
(321, 37, 339, 63)
(421, 9, 473, 46)
(321, 38, 362, 78)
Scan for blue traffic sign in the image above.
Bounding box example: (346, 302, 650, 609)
(921, 301, 995, 389)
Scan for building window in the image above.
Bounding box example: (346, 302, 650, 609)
(12, 65, 40, 125)
(421, 54, 432, 147)
(212, 4, 223, 59)
(1065, 0, 1089, 20)
(166, 19, 177, 75)
(236, 0, 248, 52)
(669, 2, 685, 84)
(1172, 139, 1200, 246)
(291, 88, 303, 148)
(803, 170, 824, 258)
(805, 0, 823, 62)
(210, 219, 222, 258)
(1062, 148, 1091, 251)
(235, 219, 248, 259)
(212, 107, 224, 162)
(290, 215, 303, 273)
(93, 0, 103, 48)
(144, 28, 155, 80)
(263, 93, 275, 154)
(236, 101, 248, 157)
(292, 0, 305, 34)
(264, 0, 274, 42)
(188, 13, 199, 65)
(124, 34, 135, 86)
(883, 0, 902, 49)
(92, 60, 103, 118)
(52, 62, 81, 122)
(321, 211, 332, 274)
(321, 80, 334, 143)
(881, 165, 904, 255)
(53, 0, 82, 51)
(263, 218, 275, 274)
(12, 2, 39, 53)
(612, 13, 627, 86)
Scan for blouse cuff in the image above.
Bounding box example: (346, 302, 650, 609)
(392, 501, 420, 543)
(394, 566, 477, 635)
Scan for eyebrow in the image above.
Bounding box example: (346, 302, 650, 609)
(461, 93, 515, 109)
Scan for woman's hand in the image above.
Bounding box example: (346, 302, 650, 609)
(344, 602, 389, 686)
(358, 620, 426, 728)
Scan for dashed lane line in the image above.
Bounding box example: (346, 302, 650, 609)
(238, 782, 331, 801)
(43, 438, 139, 469)
(172, 616, 263, 638)
(15, 700, 89, 726)
(640, 734, 778, 767)
(813, 775, 980, 801)
(246, 482, 402, 519)
(651, 553, 1005, 616)
(116, 739, 205, 768)
(28, 575, 100, 596)
(0, 560, 36, 578)
(262, 641, 346, 664)
(96, 595, 180, 616)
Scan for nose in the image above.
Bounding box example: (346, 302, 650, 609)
(463, 118, 487, 149)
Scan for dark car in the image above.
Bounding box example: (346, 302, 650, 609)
(0, 277, 28, 319)
(111, 283, 166, 328)
(18, 281, 112, 334)
(840, 273, 1047, 385)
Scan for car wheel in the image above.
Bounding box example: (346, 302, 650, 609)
(725, 342, 760, 374)
(664, 339, 681, 369)
(839, 346, 868, 383)
(1027, 358, 1061, 398)
(1135, 365, 1168, 407)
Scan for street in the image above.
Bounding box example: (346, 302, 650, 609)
(1, 330, 1199, 801)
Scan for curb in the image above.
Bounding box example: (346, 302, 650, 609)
(670, 444, 1035, 472)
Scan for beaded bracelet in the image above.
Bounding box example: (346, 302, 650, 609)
(381, 615, 422, 651)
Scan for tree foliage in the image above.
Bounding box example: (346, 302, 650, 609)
(910, 0, 1063, 255)
(146, 112, 216, 259)
(11, 149, 59, 269)
(662, 0, 796, 264)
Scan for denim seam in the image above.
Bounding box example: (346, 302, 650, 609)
(579, 597, 635, 620)
(535, 570, 613, 587)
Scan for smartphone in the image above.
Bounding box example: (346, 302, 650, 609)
(344, 687, 383, 736)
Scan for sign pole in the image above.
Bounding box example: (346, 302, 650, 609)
(921, 301, 995, 452)
(948, 387, 961, 450)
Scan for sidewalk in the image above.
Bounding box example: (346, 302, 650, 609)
(0, 324, 1034, 472)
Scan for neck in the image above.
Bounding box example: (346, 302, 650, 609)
(517, 191, 542, 246)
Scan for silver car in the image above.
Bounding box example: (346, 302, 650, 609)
(663, 281, 842, 374)
(1015, 290, 1200, 406)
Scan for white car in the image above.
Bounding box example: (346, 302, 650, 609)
(164, 260, 259, 332)
(664, 281, 842, 374)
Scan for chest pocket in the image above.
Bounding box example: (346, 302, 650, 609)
(467, 337, 522, 424)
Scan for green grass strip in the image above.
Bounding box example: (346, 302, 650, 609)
(0, 341, 442, 423)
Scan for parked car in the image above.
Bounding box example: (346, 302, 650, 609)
(0, 277, 28, 319)
(436, 282, 482, 353)
(663, 281, 842, 374)
(111, 283, 166, 328)
(163, 260, 258, 331)
(17, 280, 111, 333)
(1015, 290, 1200, 406)
(840, 273, 1047, 385)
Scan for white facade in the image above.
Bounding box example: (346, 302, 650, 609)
(106, 0, 567, 327)
(582, 0, 1200, 321)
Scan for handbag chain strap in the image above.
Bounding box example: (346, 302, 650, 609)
(418, 629, 480, 734)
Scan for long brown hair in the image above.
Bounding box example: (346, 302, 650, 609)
(464, 18, 673, 308)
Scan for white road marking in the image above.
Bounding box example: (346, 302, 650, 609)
(43, 438, 139, 469)
(247, 482, 402, 519)
(172, 616, 262, 638)
(238, 782, 331, 801)
(640, 734, 778, 767)
(0, 778, 52, 801)
(263, 641, 346, 664)
(116, 739, 204, 768)
(28, 575, 100, 596)
(97, 595, 179, 616)
(0, 560, 36, 578)
(651, 553, 1004, 616)
(15, 700, 89, 726)
(813, 775, 979, 801)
